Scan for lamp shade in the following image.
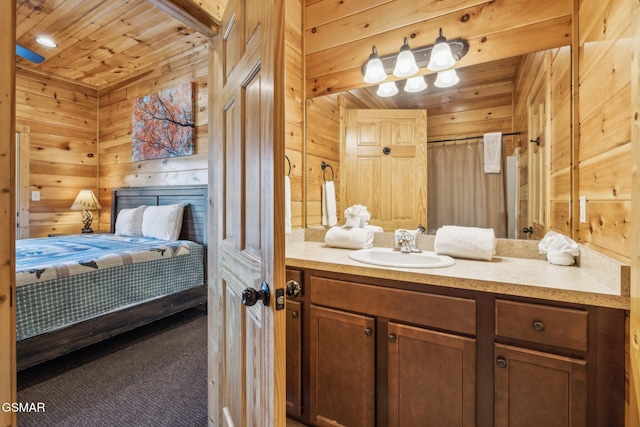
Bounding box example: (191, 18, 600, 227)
(427, 28, 456, 71)
(376, 81, 399, 97)
(393, 38, 419, 78)
(434, 69, 460, 88)
(404, 75, 428, 93)
(70, 190, 102, 211)
(363, 46, 387, 84)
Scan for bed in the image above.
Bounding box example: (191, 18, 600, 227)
(16, 185, 208, 371)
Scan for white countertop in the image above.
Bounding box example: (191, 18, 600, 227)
(285, 241, 629, 309)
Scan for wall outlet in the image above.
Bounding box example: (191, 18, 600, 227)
(31, 191, 40, 201)
(579, 196, 587, 223)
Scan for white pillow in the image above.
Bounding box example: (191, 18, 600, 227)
(141, 204, 185, 241)
(115, 205, 147, 236)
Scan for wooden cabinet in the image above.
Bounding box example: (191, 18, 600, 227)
(310, 305, 375, 427)
(309, 276, 476, 427)
(286, 268, 625, 427)
(388, 322, 476, 427)
(286, 269, 304, 419)
(494, 343, 587, 427)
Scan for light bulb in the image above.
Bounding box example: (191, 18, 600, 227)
(363, 46, 387, 84)
(393, 38, 419, 78)
(434, 69, 460, 88)
(427, 29, 456, 71)
(376, 81, 399, 97)
(404, 76, 427, 93)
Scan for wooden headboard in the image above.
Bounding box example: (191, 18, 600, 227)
(110, 185, 208, 246)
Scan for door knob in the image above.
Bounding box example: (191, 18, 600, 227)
(242, 282, 270, 307)
(286, 280, 302, 299)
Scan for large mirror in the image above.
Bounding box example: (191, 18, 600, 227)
(305, 46, 572, 240)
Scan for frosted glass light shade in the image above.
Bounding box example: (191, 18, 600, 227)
(404, 75, 427, 93)
(363, 46, 387, 83)
(393, 38, 419, 78)
(434, 69, 460, 88)
(377, 81, 399, 97)
(427, 28, 456, 71)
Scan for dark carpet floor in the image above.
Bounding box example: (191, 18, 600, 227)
(17, 308, 208, 427)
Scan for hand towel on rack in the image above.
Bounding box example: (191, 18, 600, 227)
(434, 225, 496, 261)
(322, 180, 338, 226)
(483, 132, 502, 173)
(284, 175, 292, 233)
(324, 226, 374, 249)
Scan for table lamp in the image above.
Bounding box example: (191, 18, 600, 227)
(70, 189, 102, 233)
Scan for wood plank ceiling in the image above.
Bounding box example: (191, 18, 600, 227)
(15, 0, 215, 88)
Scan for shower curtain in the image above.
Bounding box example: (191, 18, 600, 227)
(427, 140, 507, 238)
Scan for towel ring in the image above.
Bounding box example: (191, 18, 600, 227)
(321, 161, 334, 182)
(285, 155, 291, 177)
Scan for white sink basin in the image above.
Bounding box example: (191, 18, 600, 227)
(348, 247, 455, 269)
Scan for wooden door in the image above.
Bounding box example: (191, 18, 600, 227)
(494, 343, 587, 427)
(0, 2, 16, 427)
(310, 305, 375, 427)
(527, 68, 550, 240)
(286, 299, 302, 417)
(208, 0, 286, 425)
(387, 322, 476, 427)
(343, 109, 427, 231)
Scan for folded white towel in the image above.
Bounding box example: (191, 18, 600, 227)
(322, 181, 337, 227)
(434, 225, 496, 261)
(538, 231, 579, 266)
(284, 176, 292, 233)
(483, 132, 502, 173)
(364, 225, 383, 232)
(325, 226, 374, 249)
(344, 204, 371, 228)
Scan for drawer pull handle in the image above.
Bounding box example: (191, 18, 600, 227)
(291, 311, 298, 319)
(388, 334, 397, 343)
(533, 321, 545, 332)
(365, 328, 373, 337)
(497, 357, 507, 369)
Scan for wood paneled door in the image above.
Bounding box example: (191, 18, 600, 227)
(208, 0, 286, 425)
(342, 109, 427, 231)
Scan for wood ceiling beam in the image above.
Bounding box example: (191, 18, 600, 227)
(146, 0, 221, 38)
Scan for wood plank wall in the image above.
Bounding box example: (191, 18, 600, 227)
(285, 0, 304, 230)
(304, 0, 572, 98)
(578, 0, 632, 262)
(15, 68, 99, 237)
(305, 95, 340, 227)
(97, 44, 209, 231)
(513, 47, 572, 240)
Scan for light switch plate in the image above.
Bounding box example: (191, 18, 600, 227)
(31, 191, 40, 201)
(579, 196, 587, 223)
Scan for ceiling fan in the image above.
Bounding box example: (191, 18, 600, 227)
(16, 44, 44, 64)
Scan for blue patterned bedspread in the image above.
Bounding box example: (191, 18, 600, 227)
(16, 234, 204, 341)
(16, 234, 194, 286)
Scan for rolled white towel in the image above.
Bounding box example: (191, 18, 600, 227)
(364, 224, 383, 232)
(538, 231, 579, 266)
(325, 226, 374, 250)
(434, 225, 496, 261)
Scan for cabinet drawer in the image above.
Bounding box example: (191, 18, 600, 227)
(495, 299, 588, 352)
(311, 277, 476, 335)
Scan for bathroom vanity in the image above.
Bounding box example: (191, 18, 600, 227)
(285, 238, 628, 427)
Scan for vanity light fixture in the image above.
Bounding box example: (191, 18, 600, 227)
(393, 37, 419, 78)
(434, 69, 460, 88)
(363, 46, 387, 84)
(35, 36, 58, 48)
(404, 75, 428, 93)
(376, 81, 399, 97)
(361, 31, 468, 84)
(427, 28, 456, 71)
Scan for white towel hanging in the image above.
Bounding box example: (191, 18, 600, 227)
(322, 181, 337, 226)
(284, 175, 292, 233)
(483, 132, 502, 173)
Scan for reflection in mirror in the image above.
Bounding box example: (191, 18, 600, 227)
(305, 46, 572, 240)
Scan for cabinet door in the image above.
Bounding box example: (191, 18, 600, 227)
(388, 322, 476, 427)
(495, 343, 587, 427)
(286, 300, 302, 417)
(310, 305, 375, 427)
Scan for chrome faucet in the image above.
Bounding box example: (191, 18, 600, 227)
(396, 230, 420, 253)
